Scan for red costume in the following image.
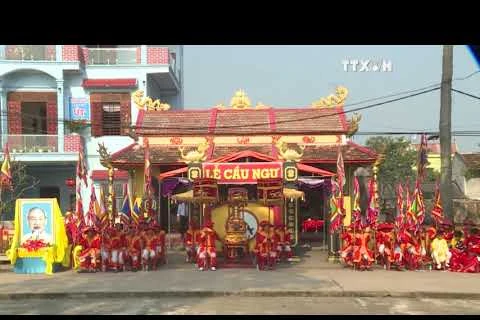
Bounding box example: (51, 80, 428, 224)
(450, 232, 480, 273)
(78, 227, 101, 272)
(184, 222, 201, 263)
(352, 227, 374, 270)
(197, 221, 218, 271)
(255, 221, 271, 271)
(340, 227, 354, 267)
(376, 223, 395, 270)
(142, 228, 159, 271)
(267, 225, 278, 270)
(127, 228, 143, 271)
(275, 224, 293, 262)
(153, 226, 167, 268)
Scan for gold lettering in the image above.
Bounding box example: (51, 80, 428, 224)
(232, 166, 241, 180)
(252, 169, 261, 180)
(224, 169, 233, 179)
(269, 168, 280, 178)
(260, 168, 269, 179)
(240, 169, 249, 180)
(205, 169, 211, 178)
(213, 165, 221, 179)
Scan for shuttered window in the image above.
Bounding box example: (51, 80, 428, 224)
(102, 103, 121, 136)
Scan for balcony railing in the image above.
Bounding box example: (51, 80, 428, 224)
(4, 135, 58, 153)
(86, 47, 139, 65)
(1, 45, 56, 61)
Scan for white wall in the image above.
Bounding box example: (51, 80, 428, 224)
(466, 178, 480, 200)
(2, 70, 56, 89)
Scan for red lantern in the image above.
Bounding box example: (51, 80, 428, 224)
(65, 177, 76, 189)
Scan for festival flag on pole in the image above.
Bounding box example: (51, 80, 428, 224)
(406, 180, 425, 232)
(329, 179, 343, 234)
(0, 143, 12, 190)
(98, 186, 109, 228)
(396, 183, 404, 217)
(417, 133, 429, 182)
(131, 197, 141, 225)
(76, 142, 88, 187)
(119, 184, 132, 225)
(351, 176, 362, 229)
(431, 180, 444, 224)
(144, 138, 152, 198)
(367, 177, 379, 229)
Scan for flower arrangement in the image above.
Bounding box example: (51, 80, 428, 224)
(21, 239, 48, 252)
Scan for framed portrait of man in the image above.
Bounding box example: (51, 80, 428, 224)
(19, 199, 55, 246)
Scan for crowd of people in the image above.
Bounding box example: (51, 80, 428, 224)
(340, 222, 480, 273)
(64, 211, 166, 273)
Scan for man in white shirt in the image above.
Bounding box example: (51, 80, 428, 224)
(22, 207, 53, 245)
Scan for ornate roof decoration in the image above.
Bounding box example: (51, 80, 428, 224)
(132, 90, 171, 111)
(312, 86, 349, 108)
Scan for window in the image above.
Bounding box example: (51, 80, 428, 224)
(102, 103, 121, 136)
(21, 102, 47, 134)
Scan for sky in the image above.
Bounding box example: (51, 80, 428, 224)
(183, 45, 480, 153)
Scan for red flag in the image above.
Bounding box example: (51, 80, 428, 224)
(431, 180, 444, 224)
(417, 133, 428, 182)
(144, 138, 152, 198)
(76, 142, 88, 187)
(86, 184, 100, 227)
(0, 143, 12, 190)
(367, 177, 379, 229)
(336, 148, 345, 213)
(75, 183, 84, 225)
(351, 176, 362, 229)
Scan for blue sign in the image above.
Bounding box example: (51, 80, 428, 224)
(69, 97, 90, 121)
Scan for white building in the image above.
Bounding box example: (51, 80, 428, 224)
(0, 45, 183, 217)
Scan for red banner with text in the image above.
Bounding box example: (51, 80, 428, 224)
(202, 162, 283, 184)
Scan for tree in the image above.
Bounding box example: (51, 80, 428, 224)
(366, 136, 417, 212)
(0, 161, 40, 221)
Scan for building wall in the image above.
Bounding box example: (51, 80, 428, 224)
(466, 178, 480, 200)
(25, 165, 76, 212)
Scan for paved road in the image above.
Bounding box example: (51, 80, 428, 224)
(2, 297, 480, 315)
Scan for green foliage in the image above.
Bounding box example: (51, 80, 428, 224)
(366, 136, 417, 185)
(0, 161, 40, 221)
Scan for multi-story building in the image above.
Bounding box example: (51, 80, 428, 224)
(0, 45, 183, 217)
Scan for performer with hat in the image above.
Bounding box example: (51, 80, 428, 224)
(352, 226, 374, 271)
(100, 227, 114, 272)
(340, 226, 354, 267)
(266, 222, 278, 270)
(126, 225, 143, 272)
(142, 226, 158, 271)
(153, 224, 167, 268)
(184, 219, 201, 263)
(78, 226, 101, 273)
(197, 220, 218, 271)
(375, 223, 395, 270)
(255, 221, 270, 271)
(274, 223, 293, 263)
(109, 224, 126, 272)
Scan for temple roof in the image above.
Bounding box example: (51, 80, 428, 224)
(135, 106, 349, 136)
(110, 141, 377, 168)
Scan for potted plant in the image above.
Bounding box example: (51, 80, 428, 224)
(66, 120, 88, 134)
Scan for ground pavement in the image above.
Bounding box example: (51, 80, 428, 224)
(0, 248, 480, 300)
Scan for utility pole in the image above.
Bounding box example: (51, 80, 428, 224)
(439, 45, 453, 220)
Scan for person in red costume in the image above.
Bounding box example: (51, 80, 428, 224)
(126, 225, 143, 272)
(255, 221, 270, 271)
(184, 219, 201, 263)
(100, 227, 114, 272)
(142, 227, 159, 271)
(275, 224, 293, 263)
(352, 226, 375, 270)
(376, 223, 395, 270)
(266, 223, 278, 270)
(197, 220, 218, 271)
(78, 226, 101, 273)
(340, 226, 354, 267)
(403, 231, 424, 271)
(110, 224, 126, 272)
(153, 225, 167, 268)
